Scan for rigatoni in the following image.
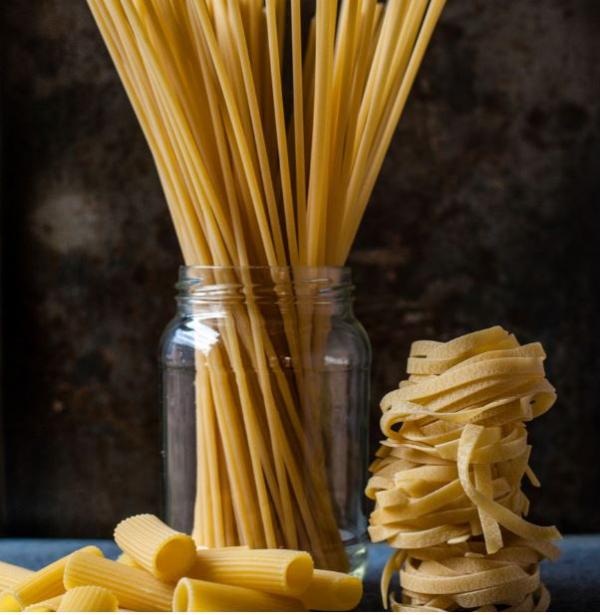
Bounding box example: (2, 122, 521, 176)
(63, 552, 172, 612)
(114, 514, 196, 581)
(190, 548, 313, 597)
(0, 546, 103, 611)
(0, 561, 33, 591)
(58, 586, 118, 612)
(300, 569, 363, 611)
(0, 519, 365, 612)
(24, 595, 63, 612)
(115, 554, 141, 569)
(172, 578, 303, 612)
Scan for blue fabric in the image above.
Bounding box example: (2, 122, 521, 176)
(1, 536, 598, 611)
(0, 538, 119, 569)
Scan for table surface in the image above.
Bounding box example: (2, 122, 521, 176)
(1, 536, 598, 611)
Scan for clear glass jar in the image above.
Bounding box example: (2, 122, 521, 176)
(160, 266, 370, 574)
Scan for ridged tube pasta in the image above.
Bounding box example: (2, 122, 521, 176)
(58, 586, 118, 612)
(63, 552, 172, 612)
(24, 595, 63, 612)
(367, 327, 561, 610)
(299, 569, 363, 611)
(0, 562, 33, 591)
(173, 578, 303, 612)
(115, 553, 142, 569)
(189, 548, 313, 596)
(0, 546, 104, 612)
(114, 514, 196, 581)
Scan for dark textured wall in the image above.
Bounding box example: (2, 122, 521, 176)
(1, 1, 599, 537)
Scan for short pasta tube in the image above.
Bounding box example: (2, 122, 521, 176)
(58, 586, 118, 612)
(23, 595, 63, 612)
(189, 548, 313, 596)
(115, 554, 142, 569)
(0, 546, 103, 611)
(114, 514, 196, 581)
(300, 569, 363, 611)
(0, 561, 33, 591)
(173, 578, 303, 612)
(63, 551, 172, 612)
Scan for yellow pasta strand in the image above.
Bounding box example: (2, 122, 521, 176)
(0, 547, 104, 612)
(58, 587, 118, 612)
(63, 552, 172, 612)
(0, 562, 33, 592)
(299, 569, 363, 612)
(172, 578, 303, 612)
(114, 514, 197, 581)
(305, 0, 337, 265)
(189, 548, 313, 597)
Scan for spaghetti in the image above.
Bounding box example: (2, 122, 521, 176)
(87, 0, 446, 570)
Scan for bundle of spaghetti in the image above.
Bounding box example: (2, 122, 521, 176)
(86, 0, 446, 570)
(366, 326, 561, 610)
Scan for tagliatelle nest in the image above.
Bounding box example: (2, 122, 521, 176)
(366, 326, 561, 611)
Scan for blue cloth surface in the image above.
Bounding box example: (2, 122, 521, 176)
(1, 536, 598, 611)
(0, 538, 120, 569)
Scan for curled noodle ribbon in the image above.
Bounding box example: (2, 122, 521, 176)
(366, 326, 561, 611)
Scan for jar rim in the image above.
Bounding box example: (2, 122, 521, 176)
(177, 265, 352, 285)
(176, 265, 354, 299)
(179, 265, 351, 274)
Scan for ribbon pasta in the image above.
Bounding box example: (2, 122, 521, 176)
(366, 326, 561, 611)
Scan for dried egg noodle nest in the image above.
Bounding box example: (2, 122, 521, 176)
(366, 326, 561, 611)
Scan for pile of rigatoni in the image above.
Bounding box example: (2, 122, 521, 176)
(0, 514, 363, 611)
(86, 0, 446, 570)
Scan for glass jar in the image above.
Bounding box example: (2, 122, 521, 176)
(160, 266, 371, 574)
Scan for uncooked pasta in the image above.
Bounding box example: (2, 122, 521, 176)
(86, 0, 446, 570)
(367, 326, 561, 610)
(0, 517, 364, 612)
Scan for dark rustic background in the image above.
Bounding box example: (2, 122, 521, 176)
(1, 0, 599, 538)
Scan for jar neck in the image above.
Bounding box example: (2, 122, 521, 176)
(175, 266, 355, 317)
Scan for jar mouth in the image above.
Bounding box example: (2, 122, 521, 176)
(176, 266, 353, 302)
(179, 264, 350, 275)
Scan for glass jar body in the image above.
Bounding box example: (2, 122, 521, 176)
(160, 266, 371, 573)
